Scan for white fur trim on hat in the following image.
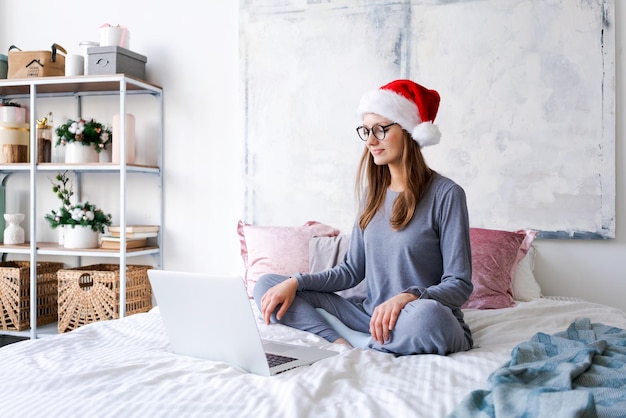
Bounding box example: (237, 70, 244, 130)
(357, 88, 441, 148)
(412, 121, 441, 147)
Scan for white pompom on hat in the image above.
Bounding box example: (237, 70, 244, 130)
(357, 79, 441, 148)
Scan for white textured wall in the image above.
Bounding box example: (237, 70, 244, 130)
(534, 0, 626, 310)
(242, 1, 615, 239)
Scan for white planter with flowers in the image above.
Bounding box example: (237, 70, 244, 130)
(45, 171, 112, 249)
(55, 118, 112, 164)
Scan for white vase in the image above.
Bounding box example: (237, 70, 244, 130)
(3, 213, 25, 244)
(63, 225, 99, 249)
(64, 142, 99, 163)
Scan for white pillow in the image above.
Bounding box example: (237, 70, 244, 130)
(512, 246, 542, 301)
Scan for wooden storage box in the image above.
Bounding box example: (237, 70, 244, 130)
(57, 264, 152, 333)
(7, 44, 66, 79)
(0, 261, 65, 331)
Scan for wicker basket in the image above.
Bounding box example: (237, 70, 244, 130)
(57, 264, 152, 333)
(0, 261, 65, 331)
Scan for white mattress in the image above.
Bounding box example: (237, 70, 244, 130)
(1, 298, 625, 418)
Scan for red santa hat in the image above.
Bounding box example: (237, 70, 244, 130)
(357, 79, 441, 148)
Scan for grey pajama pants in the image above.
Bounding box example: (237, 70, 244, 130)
(253, 273, 472, 356)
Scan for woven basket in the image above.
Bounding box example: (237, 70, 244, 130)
(57, 264, 152, 333)
(0, 261, 65, 331)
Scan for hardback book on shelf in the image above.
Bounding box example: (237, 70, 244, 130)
(108, 225, 159, 234)
(109, 231, 158, 238)
(100, 236, 148, 249)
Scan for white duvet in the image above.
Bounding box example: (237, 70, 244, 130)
(1, 298, 625, 418)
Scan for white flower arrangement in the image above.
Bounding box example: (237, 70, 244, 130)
(55, 118, 112, 153)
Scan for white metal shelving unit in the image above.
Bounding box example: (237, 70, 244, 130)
(0, 74, 163, 339)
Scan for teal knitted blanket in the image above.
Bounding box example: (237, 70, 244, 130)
(449, 318, 626, 418)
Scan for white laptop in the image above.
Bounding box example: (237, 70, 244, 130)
(148, 270, 338, 376)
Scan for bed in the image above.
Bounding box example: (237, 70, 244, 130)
(1, 225, 625, 417)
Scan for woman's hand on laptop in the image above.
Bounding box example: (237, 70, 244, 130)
(260, 277, 298, 325)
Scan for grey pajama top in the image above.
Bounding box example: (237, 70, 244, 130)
(295, 172, 473, 323)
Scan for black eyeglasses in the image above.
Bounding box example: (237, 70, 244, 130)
(356, 123, 398, 141)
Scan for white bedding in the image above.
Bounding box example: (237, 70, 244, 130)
(1, 298, 626, 418)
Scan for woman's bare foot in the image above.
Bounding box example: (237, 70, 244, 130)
(333, 337, 353, 348)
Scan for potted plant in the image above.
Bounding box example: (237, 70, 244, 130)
(44, 171, 112, 248)
(55, 118, 112, 163)
(0, 101, 26, 123)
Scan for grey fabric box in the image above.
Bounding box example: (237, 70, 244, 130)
(87, 46, 147, 79)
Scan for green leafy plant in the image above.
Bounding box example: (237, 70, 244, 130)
(55, 118, 112, 153)
(44, 171, 112, 233)
(0, 101, 22, 107)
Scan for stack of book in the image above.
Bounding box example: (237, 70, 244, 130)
(100, 225, 159, 249)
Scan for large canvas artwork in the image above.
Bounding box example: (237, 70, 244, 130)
(240, 0, 615, 239)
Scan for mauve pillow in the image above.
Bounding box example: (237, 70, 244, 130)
(237, 220, 339, 298)
(462, 228, 536, 309)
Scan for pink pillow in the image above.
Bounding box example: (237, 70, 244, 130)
(237, 220, 340, 298)
(462, 228, 537, 309)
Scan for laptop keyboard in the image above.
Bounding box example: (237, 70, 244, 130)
(266, 352, 298, 367)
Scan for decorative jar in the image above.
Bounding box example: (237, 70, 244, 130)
(3, 213, 25, 244)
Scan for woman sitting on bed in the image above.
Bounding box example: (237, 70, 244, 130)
(254, 79, 473, 356)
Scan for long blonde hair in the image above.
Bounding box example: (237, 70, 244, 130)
(356, 130, 433, 230)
